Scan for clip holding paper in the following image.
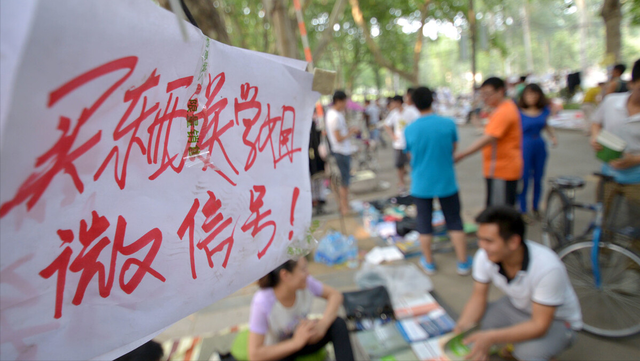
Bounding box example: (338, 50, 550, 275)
(312, 68, 337, 95)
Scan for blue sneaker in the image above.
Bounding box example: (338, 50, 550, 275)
(420, 256, 437, 275)
(457, 256, 473, 276)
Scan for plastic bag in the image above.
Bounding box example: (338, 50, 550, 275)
(318, 136, 329, 160)
(363, 203, 381, 236)
(355, 263, 433, 297)
(286, 220, 320, 259)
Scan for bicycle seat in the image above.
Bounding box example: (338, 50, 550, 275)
(593, 172, 616, 182)
(549, 176, 585, 189)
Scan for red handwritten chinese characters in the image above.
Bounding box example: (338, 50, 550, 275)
(0, 55, 306, 320)
(0, 59, 301, 217)
(177, 191, 236, 279)
(241, 185, 276, 260)
(38, 211, 165, 319)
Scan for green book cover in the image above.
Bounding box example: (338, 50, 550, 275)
(443, 333, 471, 360)
(596, 147, 624, 163)
(596, 130, 626, 163)
(441, 326, 479, 361)
(378, 348, 419, 361)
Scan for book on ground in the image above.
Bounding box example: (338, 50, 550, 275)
(397, 318, 430, 342)
(355, 321, 410, 358)
(596, 130, 626, 163)
(392, 293, 440, 319)
(410, 338, 447, 361)
(410, 326, 479, 361)
(365, 246, 405, 265)
(419, 309, 456, 337)
(396, 309, 456, 342)
(378, 348, 420, 361)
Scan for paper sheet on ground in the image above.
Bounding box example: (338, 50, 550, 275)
(365, 246, 405, 265)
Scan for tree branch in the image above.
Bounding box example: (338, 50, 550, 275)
(413, 0, 430, 83)
(157, 0, 231, 44)
(312, 0, 348, 62)
(349, 0, 416, 83)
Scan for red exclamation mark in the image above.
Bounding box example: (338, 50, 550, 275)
(289, 187, 300, 240)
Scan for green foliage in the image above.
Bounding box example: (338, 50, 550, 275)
(197, 0, 639, 96)
(213, 1, 275, 53)
(287, 220, 321, 258)
(626, 0, 640, 25)
(304, 1, 373, 91)
(563, 103, 583, 110)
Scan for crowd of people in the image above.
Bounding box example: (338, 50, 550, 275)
(249, 58, 639, 361)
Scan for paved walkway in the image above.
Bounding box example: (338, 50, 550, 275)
(157, 125, 640, 360)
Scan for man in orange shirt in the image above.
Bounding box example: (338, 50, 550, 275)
(455, 77, 523, 207)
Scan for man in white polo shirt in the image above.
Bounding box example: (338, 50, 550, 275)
(590, 58, 640, 215)
(384, 94, 419, 193)
(326, 90, 359, 216)
(454, 206, 581, 361)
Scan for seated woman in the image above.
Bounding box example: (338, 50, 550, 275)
(248, 257, 354, 361)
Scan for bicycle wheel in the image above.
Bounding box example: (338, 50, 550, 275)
(544, 189, 572, 250)
(559, 241, 640, 337)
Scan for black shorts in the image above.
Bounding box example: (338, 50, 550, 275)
(414, 192, 464, 235)
(395, 149, 409, 169)
(486, 178, 518, 207)
(333, 153, 351, 187)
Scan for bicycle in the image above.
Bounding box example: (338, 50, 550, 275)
(353, 137, 379, 173)
(543, 173, 640, 337)
(542, 175, 587, 250)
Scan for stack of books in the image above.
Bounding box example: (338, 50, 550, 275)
(410, 338, 446, 361)
(596, 130, 627, 163)
(353, 292, 477, 361)
(396, 309, 456, 343)
(355, 321, 409, 359)
(392, 293, 440, 319)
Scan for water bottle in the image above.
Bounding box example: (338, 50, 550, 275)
(326, 232, 339, 265)
(346, 235, 359, 268)
(363, 204, 380, 236)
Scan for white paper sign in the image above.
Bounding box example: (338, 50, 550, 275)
(0, 1, 319, 360)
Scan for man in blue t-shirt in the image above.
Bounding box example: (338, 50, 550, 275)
(405, 87, 472, 276)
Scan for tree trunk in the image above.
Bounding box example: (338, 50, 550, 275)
(374, 66, 382, 95)
(504, 28, 512, 75)
(157, 0, 231, 44)
(345, 44, 363, 94)
(413, 1, 430, 84)
(312, 0, 348, 62)
(468, 0, 477, 90)
(263, 0, 299, 59)
(263, 12, 270, 53)
(600, 0, 622, 63)
(543, 39, 551, 73)
(576, 0, 588, 73)
(349, 0, 417, 84)
(520, 2, 534, 73)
